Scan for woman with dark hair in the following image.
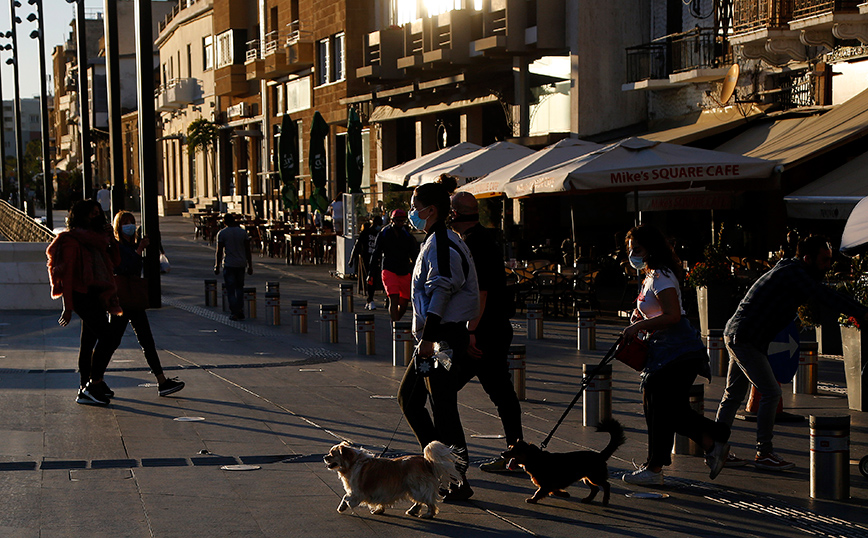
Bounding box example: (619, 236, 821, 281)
(108, 211, 185, 397)
(46, 199, 121, 405)
(621, 224, 731, 486)
(398, 182, 479, 501)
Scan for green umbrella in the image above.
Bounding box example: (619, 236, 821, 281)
(345, 108, 364, 194)
(278, 113, 299, 210)
(309, 111, 330, 214)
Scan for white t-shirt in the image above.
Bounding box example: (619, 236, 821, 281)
(97, 189, 111, 211)
(637, 268, 685, 320)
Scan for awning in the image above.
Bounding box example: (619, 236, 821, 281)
(716, 87, 868, 169)
(369, 95, 499, 122)
(783, 149, 868, 219)
(640, 104, 766, 145)
(626, 188, 741, 212)
(376, 142, 482, 187)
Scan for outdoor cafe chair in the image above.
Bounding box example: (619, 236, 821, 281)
(531, 270, 570, 317)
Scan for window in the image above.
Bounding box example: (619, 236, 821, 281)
(203, 35, 214, 71)
(187, 44, 193, 78)
(216, 31, 233, 68)
(286, 76, 311, 114)
(316, 34, 345, 87)
(275, 84, 285, 116)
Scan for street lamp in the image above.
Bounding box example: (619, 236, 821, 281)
(27, 0, 53, 228)
(6, 2, 26, 212)
(66, 0, 92, 200)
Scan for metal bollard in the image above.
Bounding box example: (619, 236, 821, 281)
(707, 329, 727, 378)
(508, 344, 527, 401)
(526, 303, 543, 340)
(221, 283, 228, 312)
(340, 283, 354, 313)
(674, 385, 705, 455)
(794, 341, 818, 395)
(355, 313, 375, 355)
(810, 415, 849, 500)
(204, 279, 217, 306)
(265, 292, 280, 326)
(577, 311, 596, 351)
(392, 321, 413, 367)
(320, 304, 339, 343)
(244, 287, 257, 319)
(266, 281, 279, 294)
(583, 363, 611, 427)
(291, 300, 308, 334)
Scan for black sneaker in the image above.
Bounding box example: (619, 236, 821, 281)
(76, 384, 110, 406)
(91, 380, 114, 399)
(158, 378, 185, 397)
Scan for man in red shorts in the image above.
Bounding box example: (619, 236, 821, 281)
(371, 209, 418, 321)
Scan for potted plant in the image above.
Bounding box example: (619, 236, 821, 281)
(836, 256, 868, 411)
(686, 242, 739, 342)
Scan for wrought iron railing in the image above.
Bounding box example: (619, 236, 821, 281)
(775, 74, 815, 108)
(625, 28, 720, 83)
(245, 40, 260, 63)
(733, 0, 794, 34)
(0, 200, 55, 242)
(793, 0, 859, 19)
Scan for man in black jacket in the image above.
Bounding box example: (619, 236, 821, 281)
(450, 192, 524, 473)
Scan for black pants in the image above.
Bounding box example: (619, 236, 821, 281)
(643, 354, 730, 468)
(457, 319, 522, 446)
(111, 309, 164, 377)
(74, 290, 119, 387)
(398, 323, 470, 474)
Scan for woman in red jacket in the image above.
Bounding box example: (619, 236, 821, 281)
(46, 199, 122, 406)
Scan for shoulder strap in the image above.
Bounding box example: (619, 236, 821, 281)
(433, 228, 469, 279)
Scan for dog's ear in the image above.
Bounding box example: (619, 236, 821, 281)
(338, 444, 356, 464)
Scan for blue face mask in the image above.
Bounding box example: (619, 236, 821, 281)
(121, 224, 137, 237)
(408, 207, 428, 231)
(629, 255, 646, 271)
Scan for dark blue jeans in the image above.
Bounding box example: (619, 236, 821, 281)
(223, 266, 246, 317)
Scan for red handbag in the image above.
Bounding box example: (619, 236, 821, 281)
(614, 334, 648, 371)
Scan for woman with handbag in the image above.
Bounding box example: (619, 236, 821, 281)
(108, 211, 185, 397)
(620, 225, 730, 486)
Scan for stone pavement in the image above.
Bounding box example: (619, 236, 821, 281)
(0, 215, 866, 537)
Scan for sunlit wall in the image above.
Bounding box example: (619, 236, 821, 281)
(394, 0, 483, 25)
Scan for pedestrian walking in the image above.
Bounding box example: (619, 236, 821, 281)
(46, 199, 122, 406)
(97, 184, 112, 221)
(716, 235, 868, 470)
(398, 182, 479, 501)
(214, 213, 253, 321)
(620, 225, 731, 486)
(348, 216, 383, 310)
(449, 192, 524, 472)
(370, 209, 418, 321)
(105, 211, 185, 397)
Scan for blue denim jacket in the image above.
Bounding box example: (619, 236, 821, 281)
(640, 317, 709, 388)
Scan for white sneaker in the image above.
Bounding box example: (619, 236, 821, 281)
(366, 301, 377, 311)
(622, 467, 664, 486)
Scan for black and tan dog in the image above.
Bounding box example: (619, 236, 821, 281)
(502, 418, 626, 505)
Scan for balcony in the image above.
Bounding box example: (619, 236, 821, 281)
(166, 78, 197, 106)
(245, 39, 264, 81)
(623, 28, 727, 91)
(471, 0, 565, 56)
(215, 64, 248, 97)
(357, 28, 404, 80)
(398, 19, 424, 70)
(421, 10, 472, 66)
(285, 21, 315, 71)
(155, 87, 179, 112)
(526, 0, 566, 50)
(790, 0, 861, 46)
(731, 0, 804, 63)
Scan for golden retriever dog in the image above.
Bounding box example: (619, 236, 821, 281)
(323, 441, 461, 518)
(502, 418, 626, 506)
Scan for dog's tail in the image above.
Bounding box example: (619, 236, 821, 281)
(423, 441, 462, 488)
(597, 418, 626, 461)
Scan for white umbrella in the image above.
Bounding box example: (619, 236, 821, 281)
(841, 196, 868, 255)
(503, 137, 779, 198)
(375, 142, 481, 188)
(410, 141, 535, 187)
(457, 138, 603, 198)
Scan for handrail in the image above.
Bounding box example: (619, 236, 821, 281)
(0, 200, 55, 243)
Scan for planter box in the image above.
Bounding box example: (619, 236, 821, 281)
(840, 325, 868, 411)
